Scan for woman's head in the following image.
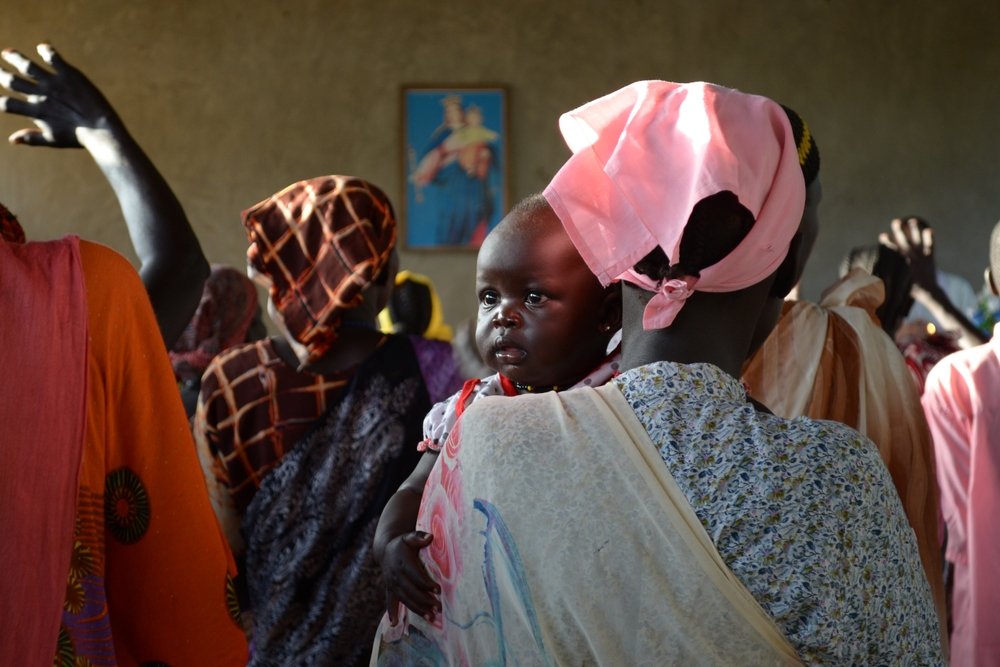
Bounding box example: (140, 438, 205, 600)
(475, 194, 620, 388)
(242, 175, 397, 366)
(543, 81, 806, 337)
(442, 96, 465, 129)
(378, 270, 454, 341)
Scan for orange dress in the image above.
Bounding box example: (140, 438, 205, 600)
(58, 241, 248, 665)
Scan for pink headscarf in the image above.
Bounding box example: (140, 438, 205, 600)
(543, 81, 806, 329)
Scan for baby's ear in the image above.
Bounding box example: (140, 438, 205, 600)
(598, 283, 623, 333)
(987, 268, 999, 297)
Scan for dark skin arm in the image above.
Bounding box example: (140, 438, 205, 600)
(880, 217, 988, 349)
(373, 450, 441, 624)
(0, 44, 209, 348)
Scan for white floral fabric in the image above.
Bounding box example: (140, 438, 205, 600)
(614, 361, 943, 665)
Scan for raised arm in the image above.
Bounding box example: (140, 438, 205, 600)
(880, 216, 988, 349)
(0, 44, 208, 347)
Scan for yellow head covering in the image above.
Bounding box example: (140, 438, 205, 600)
(378, 270, 453, 341)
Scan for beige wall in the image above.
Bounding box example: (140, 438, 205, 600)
(3, 1, 999, 326)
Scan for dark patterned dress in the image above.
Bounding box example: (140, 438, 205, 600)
(242, 334, 452, 666)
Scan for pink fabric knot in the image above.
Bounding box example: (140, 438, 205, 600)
(644, 275, 699, 329)
(620, 268, 700, 330)
(660, 277, 697, 301)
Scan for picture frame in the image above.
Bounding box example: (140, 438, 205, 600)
(401, 86, 508, 250)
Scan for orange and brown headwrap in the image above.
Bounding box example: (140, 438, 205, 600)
(0, 202, 25, 244)
(242, 175, 397, 363)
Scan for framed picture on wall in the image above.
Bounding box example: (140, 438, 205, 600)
(401, 86, 508, 250)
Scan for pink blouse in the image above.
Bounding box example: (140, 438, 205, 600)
(922, 324, 1000, 667)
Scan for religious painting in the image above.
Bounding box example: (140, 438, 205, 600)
(402, 86, 508, 250)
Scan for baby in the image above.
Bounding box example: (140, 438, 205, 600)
(373, 193, 621, 622)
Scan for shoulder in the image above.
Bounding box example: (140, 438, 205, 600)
(759, 410, 883, 467)
(924, 342, 998, 396)
(78, 240, 146, 305)
(768, 411, 870, 442)
(818, 269, 884, 313)
(201, 338, 276, 393)
(462, 387, 577, 429)
(765, 298, 829, 340)
(78, 240, 141, 286)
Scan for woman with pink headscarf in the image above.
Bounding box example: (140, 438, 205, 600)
(372, 82, 941, 664)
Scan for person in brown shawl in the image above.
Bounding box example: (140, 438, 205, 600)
(194, 175, 462, 666)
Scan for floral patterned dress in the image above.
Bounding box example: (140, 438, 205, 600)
(615, 361, 943, 665)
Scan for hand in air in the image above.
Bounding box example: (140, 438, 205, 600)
(879, 216, 938, 293)
(0, 44, 122, 148)
(381, 530, 441, 625)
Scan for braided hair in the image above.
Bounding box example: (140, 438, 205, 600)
(633, 191, 755, 282)
(781, 104, 820, 187)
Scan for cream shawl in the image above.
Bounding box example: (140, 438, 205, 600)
(372, 383, 800, 665)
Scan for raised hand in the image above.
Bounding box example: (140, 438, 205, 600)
(879, 217, 938, 293)
(880, 216, 988, 348)
(0, 44, 123, 148)
(0, 43, 209, 348)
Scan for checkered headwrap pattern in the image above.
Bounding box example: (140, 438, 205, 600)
(243, 175, 397, 364)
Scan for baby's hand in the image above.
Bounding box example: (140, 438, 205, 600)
(381, 531, 441, 624)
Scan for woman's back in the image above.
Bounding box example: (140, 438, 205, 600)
(615, 361, 941, 664)
(244, 334, 444, 666)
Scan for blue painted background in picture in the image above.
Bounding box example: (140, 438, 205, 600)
(404, 87, 506, 249)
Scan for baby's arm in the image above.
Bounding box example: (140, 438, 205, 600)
(375, 378, 493, 622)
(373, 451, 441, 623)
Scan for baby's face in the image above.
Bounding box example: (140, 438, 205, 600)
(474, 213, 611, 387)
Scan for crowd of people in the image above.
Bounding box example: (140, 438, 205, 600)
(2, 43, 997, 666)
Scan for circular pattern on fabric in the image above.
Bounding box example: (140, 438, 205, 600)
(64, 576, 86, 614)
(69, 539, 95, 580)
(225, 574, 243, 627)
(55, 625, 74, 667)
(104, 468, 151, 544)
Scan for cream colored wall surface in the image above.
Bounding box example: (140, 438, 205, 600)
(3, 0, 1000, 326)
